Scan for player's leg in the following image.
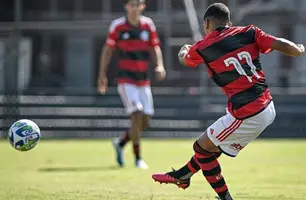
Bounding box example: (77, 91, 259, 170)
(152, 115, 236, 199)
(133, 85, 154, 169)
(153, 102, 276, 199)
(114, 83, 143, 167)
(139, 85, 154, 132)
(129, 111, 145, 168)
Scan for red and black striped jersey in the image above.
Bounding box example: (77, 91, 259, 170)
(106, 16, 160, 86)
(184, 25, 276, 119)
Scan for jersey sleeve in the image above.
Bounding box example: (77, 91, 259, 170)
(105, 21, 118, 49)
(254, 26, 276, 54)
(148, 18, 160, 47)
(184, 41, 205, 67)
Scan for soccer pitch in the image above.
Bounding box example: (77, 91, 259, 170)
(0, 139, 305, 200)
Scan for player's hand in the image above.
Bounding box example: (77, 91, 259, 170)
(178, 44, 191, 60)
(178, 44, 192, 65)
(155, 66, 166, 81)
(297, 44, 305, 54)
(180, 44, 192, 52)
(97, 75, 108, 94)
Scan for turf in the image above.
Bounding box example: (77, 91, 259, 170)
(0, 139, 305, 200)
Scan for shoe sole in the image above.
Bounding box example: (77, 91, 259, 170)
(152, 175, 190, 190)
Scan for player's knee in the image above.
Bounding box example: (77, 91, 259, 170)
(193, 141, 214, 157)
(195, 131, 220, 153)
(130, 111, 142, 122)
(130, 111, 143, 131)
(141, 115, 150, 131)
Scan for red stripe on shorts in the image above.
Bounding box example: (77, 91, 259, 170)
(219, 120, 243, 142)
(216, 120, 239, 140)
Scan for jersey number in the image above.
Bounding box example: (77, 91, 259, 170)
(224, 51, 260, 83)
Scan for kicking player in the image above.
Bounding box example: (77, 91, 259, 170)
(98, 0, 166, 169)
(152, 3, 304, 200)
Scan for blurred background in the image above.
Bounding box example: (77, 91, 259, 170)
(0, 0, 305, 139)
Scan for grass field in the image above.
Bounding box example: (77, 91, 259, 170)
(0, 139, 306, 200)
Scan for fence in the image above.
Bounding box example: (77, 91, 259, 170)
(1, 87, 306, 138)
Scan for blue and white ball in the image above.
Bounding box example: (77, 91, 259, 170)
(8, 119, 41, 151)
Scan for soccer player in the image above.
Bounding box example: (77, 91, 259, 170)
(97, 0, 166, 169)
(152, 3, 304, 200)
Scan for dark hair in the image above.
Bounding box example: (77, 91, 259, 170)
(124, 0, 145, 4)
(203, 3, 230, 22)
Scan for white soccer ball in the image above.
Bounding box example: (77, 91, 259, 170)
(8, 119, 41, 151)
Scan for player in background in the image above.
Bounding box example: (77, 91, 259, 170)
(152, 3, 304, 200)
(98, 0, 166, 169)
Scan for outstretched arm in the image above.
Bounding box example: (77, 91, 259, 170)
(270, 38, 304, 57)
(254, 26, 305, 57)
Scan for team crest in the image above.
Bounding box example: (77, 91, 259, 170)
(122, 32, 130, 40)
(140, 31, 149, 41)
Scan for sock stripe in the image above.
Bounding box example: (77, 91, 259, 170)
(211, 178, 226, 189)
(197, 156, 216, 164)
(215, 184, 228, 193)
(214, 152, 222, 159)
(198, 159, 220, 171)
(205, 174, 222, 183)
(133, 143, 140, 160)
(189, 156, 201, 171)
(187, 162, 198, 173)
(202, 165, 221, 177)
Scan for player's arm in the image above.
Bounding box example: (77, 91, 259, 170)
(99, 45, 114, 77)
(270, 38, 305, 57)
(255, 26, 305, 57)
(148, 18, 166, 81)
(150, 46, 164, 69)
(97, 21, 117, 94)
(150, 45, 166, 81)
(97, 45, 114, 94)
(178, 44, 192, 66)
(178, 41, 204, 67)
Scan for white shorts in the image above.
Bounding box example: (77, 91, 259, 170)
(207, 101, 276, 157)
(117, 83, 154, 116)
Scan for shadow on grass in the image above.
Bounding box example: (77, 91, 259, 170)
(38, 165, 120, 172)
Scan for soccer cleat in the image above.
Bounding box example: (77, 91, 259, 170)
(136, 159, 149, 169)
(152, 171, 191, 190)
(112, 138, 124, 167)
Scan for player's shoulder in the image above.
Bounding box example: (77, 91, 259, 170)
(140, 15, 156, 30)
(232, 24, 258, 32)
(140, 15, 154, 24)
(109, 16, 126, 32)
(229, 25, 260, 38)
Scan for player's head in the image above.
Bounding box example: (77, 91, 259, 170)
(124, 0, 146, 16)
(203, 3, 232, 35)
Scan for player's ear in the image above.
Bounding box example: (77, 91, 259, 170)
(203, 19, 209, 35)
(140, 3, 146, 11)
(205, 19, 210, 29)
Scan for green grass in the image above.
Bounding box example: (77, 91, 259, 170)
(0, 139, 306, 200)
